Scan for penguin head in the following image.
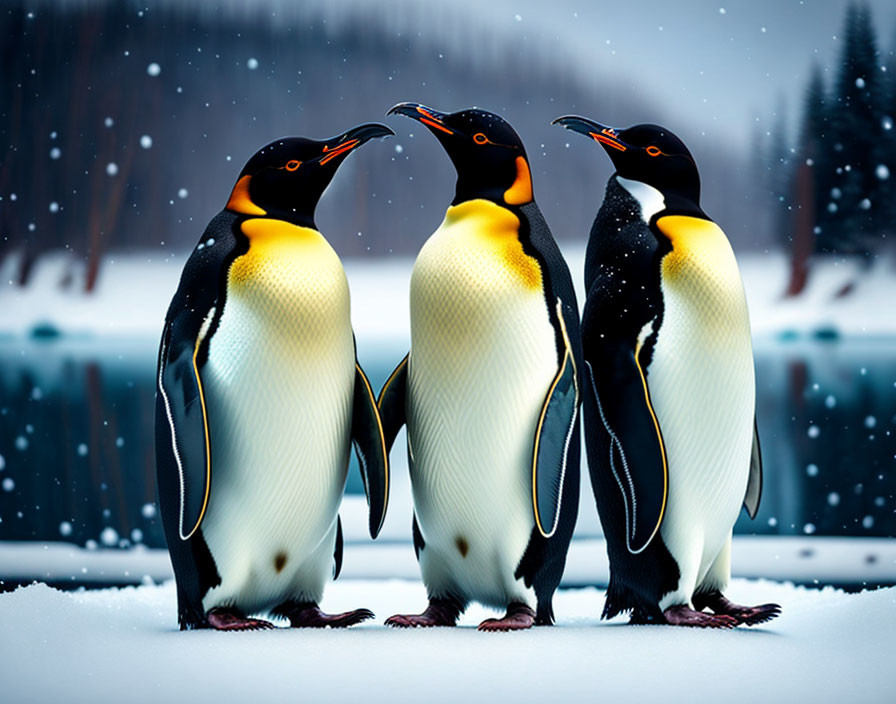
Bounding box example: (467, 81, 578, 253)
(553, 116, 700, 209)
(388, 102, 533, 208)
(226, 123, 394, 226)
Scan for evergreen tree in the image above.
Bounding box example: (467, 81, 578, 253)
(800, 63, 831, 249)
(767, 102, 794, 249)
(877, 22, 896, 249)
(824, 1, 884, 257)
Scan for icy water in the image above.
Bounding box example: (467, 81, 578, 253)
(0, 335, 893, 549)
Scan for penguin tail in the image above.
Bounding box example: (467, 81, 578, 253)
(535, 599, 555, 626)
(601, 578, 642, 621)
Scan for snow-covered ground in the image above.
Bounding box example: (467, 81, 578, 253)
(0, 577, 892, 703)
(1, 248, 895, 341)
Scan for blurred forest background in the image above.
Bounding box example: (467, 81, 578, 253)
(1, 1, 895, 561)
(2, 0, 895, 292)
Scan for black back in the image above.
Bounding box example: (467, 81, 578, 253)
(581, 178, 680, 620)
(512, 201, 583, 625)
(155, 210, 245, 629)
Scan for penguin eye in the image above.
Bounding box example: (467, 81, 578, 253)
(473, 133, 489, 145)
(645, 146, 662, 157)
(285, 160, 301, 171)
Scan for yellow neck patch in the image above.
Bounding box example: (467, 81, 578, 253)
(226, 175, 267, 216)
(655, 215, 733, 280)
(230, 218, 326, 285)
(503, 156, 533, 205)
(239, 217, 321, 243)
(443, 199, 542, 290)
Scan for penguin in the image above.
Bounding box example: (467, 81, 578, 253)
(155, 123, 394, 630)
(552, 115, 781, 627)
(379, 103, 582, 631)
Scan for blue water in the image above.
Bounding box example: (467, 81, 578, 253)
(0, 335, 893, 549)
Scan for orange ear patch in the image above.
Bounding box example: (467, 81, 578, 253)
(504, 156, 533, 205)
(225, 175, 267, 216)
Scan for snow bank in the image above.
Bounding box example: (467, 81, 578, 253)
(2, 249, 895, 341)
(3, 536, 895, 588)
(0, 578, 891, 703)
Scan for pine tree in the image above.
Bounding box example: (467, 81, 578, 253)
(825, 1, 884, 257)
(767, 101, 794, 249)
(801, 64, 831, 248)
(877, 23, 896, 250)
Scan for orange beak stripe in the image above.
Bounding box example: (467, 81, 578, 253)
(319, 139, 360, 165)
(415, 106, 454, 135)
(591, 132, 626, 152)
(419, 117, 453, 135)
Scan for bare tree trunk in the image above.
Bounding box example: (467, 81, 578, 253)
(785, 158, 815, 298)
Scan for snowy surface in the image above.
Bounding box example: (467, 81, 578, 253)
(2, 248, 895, 341)
(3, 536, 895, 588)
(0, 577, 892, 703)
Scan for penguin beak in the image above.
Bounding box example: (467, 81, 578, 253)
(317, 123, 394, 165)
(387, 102, 456, 136)
(552, 115, 627, 153)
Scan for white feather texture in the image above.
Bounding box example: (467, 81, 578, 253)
(406, 199, 557, 610)
(199, 222, 354, 613)
(648, 216, 755, 610)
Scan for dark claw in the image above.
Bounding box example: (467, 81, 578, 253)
(386, 598, 463, 628)
(477, 603, 535, 632)
(275, 604, 374, 628)
(740, 603, 782, 626)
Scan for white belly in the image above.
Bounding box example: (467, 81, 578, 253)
(650, 218, 754, 599)
(199, 224, 354, 612)
(406, 200, 557, 608)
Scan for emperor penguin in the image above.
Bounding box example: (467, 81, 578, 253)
(379, 103, 582, 631)
(553, 115, 780, 627)
(155, 123, 394, 630)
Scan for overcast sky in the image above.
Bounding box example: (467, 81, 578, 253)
(292, 0, 896, 153)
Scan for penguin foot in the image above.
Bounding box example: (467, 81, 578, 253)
(385, 598, 462, 628)
(477, 603, 535, 632)
(693, 590, 782, 626)
(663, 605, 738, 629)
(273, 601, 374, 628)
(206, 607, 275, 631)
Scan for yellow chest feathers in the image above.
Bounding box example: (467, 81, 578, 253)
(654, 215, 749, 328)
(227, 218, 349, 321)
(656, 216, 744, 294)
(413, 199, 543, 296)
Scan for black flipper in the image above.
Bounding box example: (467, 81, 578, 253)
(585, 350, 667, 554)
(333, 516, 344, 579)
(743, 417, 763, 519)
(352, 362, 390, 538)
(158, 322, 212, 541)
(377, 354, 408, 454)
(532, 302, 579, 538)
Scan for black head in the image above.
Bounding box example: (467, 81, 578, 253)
(226, 123, 394, 227)
(388, 102, 533, 207)
(553, 116, 700, 209)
